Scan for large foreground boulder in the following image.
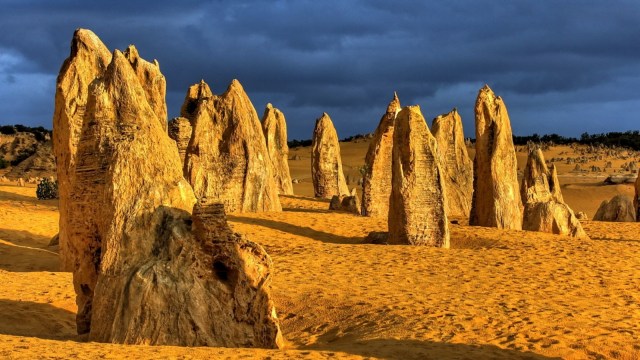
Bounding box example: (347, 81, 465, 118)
(388, 106, 449, 247)
(262, 104, 294, 195)
(431, 108, 473, 218)
(167, 117, 192, 164)
(521, 149, 586, 237)
(469, 85, 523, 229)
(53, 29, 112, 271)
(361, 93, 400, 217)
(593, 195, 636, 222)
(311, 113, 349, 198)
(58, 32, 282, 347)
(183, 80, 282, 212)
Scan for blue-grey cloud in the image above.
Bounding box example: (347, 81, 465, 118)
(0, 0, 639, 140)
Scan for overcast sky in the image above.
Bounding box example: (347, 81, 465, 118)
(0, 1, 639, 139)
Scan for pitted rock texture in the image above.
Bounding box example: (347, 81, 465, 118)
(361, 93, 400, 217)
(311, 113, 349, 199)
(262, 104, 293, 195)
(431, 108, 473, 219)
(593, 195, 636, 222)
(52, 28, 112, 271)
(635, 174, 640, 221)
(183, 80, 282, 212)
(388, 106, 449, 247)
(469, 85, 523, 230)
(62, 45, 282, 347)
(167, 117, 192, 164)
(521, 148, 586, 237)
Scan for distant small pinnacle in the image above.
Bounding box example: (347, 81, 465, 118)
(266, 103, 273, 109)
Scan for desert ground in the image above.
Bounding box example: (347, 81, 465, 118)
(1, 142, 639, 359)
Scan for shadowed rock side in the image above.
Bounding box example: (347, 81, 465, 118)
(123, 45, 167, 131)
(52, 28, 112, 271)
(431, 109, 473, 219)
(593, 195, 636, 222)
(361, 93, 400, 217)
(262, 104, 294, 195)
(69, 49, 282, 347)
(311, 113, 350, 198)
(388, 106, 450, 247)
(183, 80, 282, 212)
(521, 149, 587, 238)
(469, 85, 523, 230)
(167, 117, 192, 164)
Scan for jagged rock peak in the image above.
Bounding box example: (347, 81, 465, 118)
(361, 92, 400, 217)
(388, 105, 450, 247)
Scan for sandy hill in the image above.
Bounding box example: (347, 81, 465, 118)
(0, 141, 639, 359)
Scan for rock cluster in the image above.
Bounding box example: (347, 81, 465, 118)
(593, 195, 636, 222)
(388, 106, 449, 247)
(55, 29, 283, 348)
(167, 117, 192, 164)
(469, 85, 523, 229)
(520, 149, 587, 237)
(361, 93, 400, 217)
(431, 108, 473, 218)
(311, 113, 349, 198)
(262, 104, 294, 195)
(183, 80, 282, 212)
(328, 189, 360, 214)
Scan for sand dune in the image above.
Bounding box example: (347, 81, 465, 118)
(1, 143, 639, 359)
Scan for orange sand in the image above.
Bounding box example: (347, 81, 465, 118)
(1, 143, 639, 359)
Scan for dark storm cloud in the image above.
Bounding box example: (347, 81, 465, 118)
(0, 0, 639, 139)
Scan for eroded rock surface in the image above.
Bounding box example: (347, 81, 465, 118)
(593, 195, 636, 222)
(388, 106, 449, 247)
(361, 93, 400, 217)
(311, 113, 349, 198)
(469, 85, 523, 229)
(183, 80, 281, 212)
(431, 108, 473, 218)
(521, 149, 587, 237)
(52, 28, 112, 271)
(262, 104, 293, 195)
(62, 46, 282, 347)
(167, 117, 192, 164)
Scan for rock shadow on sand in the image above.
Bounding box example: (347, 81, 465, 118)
(307, 338, 560, 360)
(0, 228, 59, 272)
(228, 215, 362, 244)
(0, 299, 77, 341)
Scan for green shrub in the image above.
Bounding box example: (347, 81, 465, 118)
(36, 178, 59, 200)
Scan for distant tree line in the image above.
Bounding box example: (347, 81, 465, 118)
(512, 131, 640, 150)
(0, 125, 52, 142)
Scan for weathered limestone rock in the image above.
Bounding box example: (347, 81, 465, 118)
(469, 85, 523, 229)
(66, 48, 282, 347)
(635, 174, 640, 221)
(520, 149, 587, 237)
(576, 211, 588, 220)
(123, 45, 167, 131)
(388, 106, 449, 247)
(431, 108, 473, 218)
(52, 28, 112, 272)
(261, 104, 294, 195)
(183, 80, 282, 212)
(167, 117, 192, 164)
(593, 195, 636, 222)
(361, 93, 400, 217)
(17, 178, 25, 187)
(328, 189, 360, 214)
(311, 113, 349, 198)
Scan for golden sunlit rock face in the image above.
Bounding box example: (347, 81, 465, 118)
(388, 105, 449, 247)
(53, 29, 283, 348)
(361, 93, 400, 218)
(469, 85, 523, 230)
(167, 116, 192, 164)
(262, 104, 294, 196)
(431, 108, 473, 219)
(311, 113, 350, 199)
(183, 79, 282, 213)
